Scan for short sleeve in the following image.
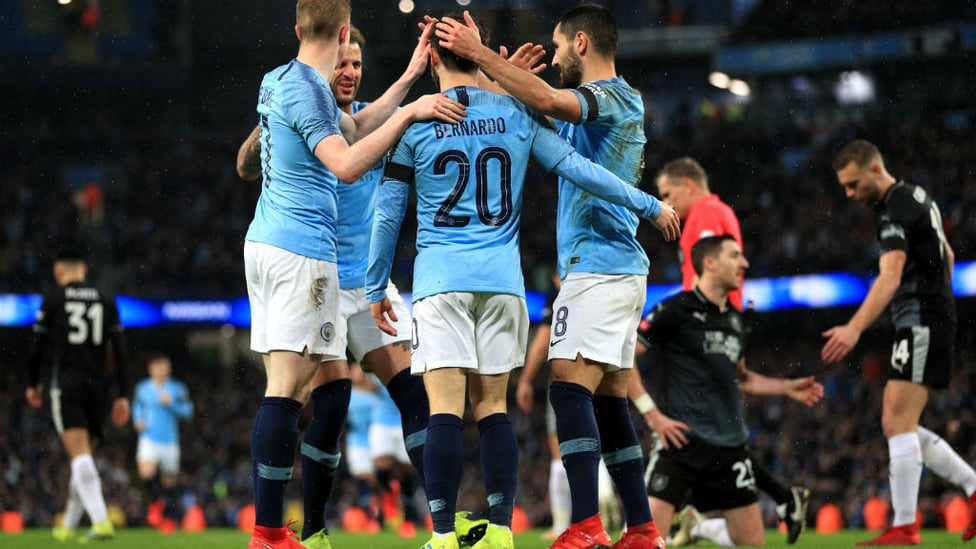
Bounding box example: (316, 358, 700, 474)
(283, 78, 341, 152)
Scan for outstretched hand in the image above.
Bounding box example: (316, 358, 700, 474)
(501, 42, 547, 74)
(371, 299, 399, 337)
(786, 376, 825, 407)
(653, 203, 681, 241)
(434, 10, 485, 60)
(402, 20, 434, 82)
(821, 324, 860, 364)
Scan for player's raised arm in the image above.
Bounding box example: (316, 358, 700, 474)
(435, 11, 582, 122)
(316, 93, 465, 183)
(348, 22, 435, 141)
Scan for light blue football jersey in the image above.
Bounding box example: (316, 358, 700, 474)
(346, 386, 376, 448)
(336, 101, 385, 289)
(555, 76, 650, 279)
(245, 59, 342, 262)
(132, 378, 193, 445)
(366, 86, 662, 304)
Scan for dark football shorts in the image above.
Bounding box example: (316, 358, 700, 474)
(887, 323, 954, 390)
(646, 436, 758, 513)
(50, 379, 109, 440)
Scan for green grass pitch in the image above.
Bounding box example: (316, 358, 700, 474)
(0, 528, 966, 548)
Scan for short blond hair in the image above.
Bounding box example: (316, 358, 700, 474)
(296, 0, 351, 42)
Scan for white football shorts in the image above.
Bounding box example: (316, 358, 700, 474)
(244, 241, 342, 359)
(345, 444, 373, 476)
(368, 424, 410, 464)
(411, 292, 528, 375)
(546, 272, 645, 371)
(338, 283, 411, 363)
(136, 438, 181, 475)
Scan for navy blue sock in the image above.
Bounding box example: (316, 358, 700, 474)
(301, 379, 351, 539)
(594, 395, 652, 527)
(549, 381, 601, 523)
(478, 413, 518, 527)
(386, 370, 429, 480)
(251, 396, 302, 528)
(424, 413, 464, 534)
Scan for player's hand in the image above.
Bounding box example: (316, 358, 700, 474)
(402, 19, 434, 82)
(652, 203, 681, 241)
(112, 397, 131, 427)
(786, 376, 825, 407)
(501, 42, 547, 74)
(370, 298, 399, 337)
(134, 420, 146, 433)
(646, 408, 691, 450)
(408, 93, 466, 124)
(159, 390, 172, 406)
(515, 381, 534, 413)
(434, 10, 485, 60)
(821, 324, 860, 364)
(25, 386, 43, 408)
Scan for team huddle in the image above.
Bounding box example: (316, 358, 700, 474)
(23, 1, 976, 548)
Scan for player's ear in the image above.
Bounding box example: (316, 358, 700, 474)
(430, 46, 440, 66)
(294, 24, 302, 42)
(338, 24, 350, 48)
(575, 31, 588, 56)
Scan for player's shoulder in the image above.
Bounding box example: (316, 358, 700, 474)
(880, 181, 927, 221)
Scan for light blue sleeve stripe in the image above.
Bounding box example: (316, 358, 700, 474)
(405, 430, 427, 453)
(559, 437, 600, 457)
(301, 442, 341, 468)
(603, 445, 643, 466)
(256, 463, 294, 481)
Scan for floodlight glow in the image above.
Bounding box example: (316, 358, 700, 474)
(457, 0, 472, 6)
(835, 70, 875, 104)
(58, 0, 72, 5)
(709, 71, 730, 89)
(398, 0, 415, 14)
(729, 79, 751, 96)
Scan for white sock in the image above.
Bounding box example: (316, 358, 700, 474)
(597, 459, 615, 502)
(62, 477, 85, 529)
(549, 459, 571, 533)
(693, 517, 734, 546)
(888, 432, 922, 527)
(918, 426, 976, 496)
(71, 454, 109, 524)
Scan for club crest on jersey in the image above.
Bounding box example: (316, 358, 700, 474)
(320, 322, 335, 343)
